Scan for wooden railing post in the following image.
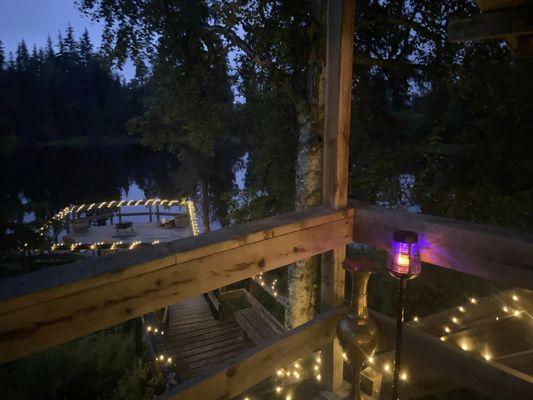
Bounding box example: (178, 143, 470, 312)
(321, 0, 356, 392)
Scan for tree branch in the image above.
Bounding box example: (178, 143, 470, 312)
(357, 16, 443, 45)
(206, 25, 267, 67)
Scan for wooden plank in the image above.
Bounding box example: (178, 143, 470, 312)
(160, 307, 346, 400)
(0, 206, 354, 363)
(351, 200, 533, 289)
(321, 0, 356, 392)
(371, 311, 533, 400)
(448, 6, 533, 42)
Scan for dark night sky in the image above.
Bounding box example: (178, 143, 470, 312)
(0, 0, 134, 79)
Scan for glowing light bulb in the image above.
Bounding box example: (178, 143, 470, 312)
(276, 369, 284, 377)
(413, 316, 419, 322)
(483, 353, 492, 361)
(440, 336, 446, 342)
(367, 356, 374, 364)
(384, 363, 391, 372)
(513, 310, 521, 317)
(276, 386, 282, 393)
(293, 362, 300, 369)
(460, 342, 469, 351)
(167, 357, 172, 363)
(342, 352, 347, 361)
(502, 306, 509, 313)
(444, 326, 451, 333)
(451, 317, 459, 324)
(458, 306, 466, 313)
(511, 294, 519, 302)
(470, 297, 477, 304)
(316, 374, 321, 381)
(285, 395, 292, 400)
(313, 365, 319, 371)
(400, 372, 408, 381)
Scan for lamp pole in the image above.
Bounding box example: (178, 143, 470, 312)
(391, 276, 407, 400)
(387, 230, 421, 400)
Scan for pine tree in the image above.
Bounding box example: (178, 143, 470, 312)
(64, 24, 78, 60)
(16, 40, 30, 71)
(0, 40, 4, 71)
(79, 29, 93, 64)
(45, 36, 55, 60)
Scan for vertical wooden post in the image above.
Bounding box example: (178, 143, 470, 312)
(321, 0, 356, 392)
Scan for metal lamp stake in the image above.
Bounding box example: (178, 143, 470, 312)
(388, 231, 422, 400)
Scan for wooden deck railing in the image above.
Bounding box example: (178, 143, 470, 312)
(0, 201, 531, 399)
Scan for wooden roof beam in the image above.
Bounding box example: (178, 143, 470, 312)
(448, 5, 533, 42)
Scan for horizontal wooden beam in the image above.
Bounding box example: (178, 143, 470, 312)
(351, 200, 533, 289)
(448, 6, 533, 42)
(0, 206, 354, 364)
(160, 307, 346, 400)
(371, 311, 533, 399)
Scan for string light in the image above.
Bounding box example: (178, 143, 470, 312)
(458, 306, 466, 313)
(276, 386, 282, 393)
(483, 352, 492, 361)
(451, 316, 460, 324)
(502, 306, 509, 313)
(400, 371, 408, 381)
(512, 294, 519, 302)
(470, 297, 477, 304)
(413, 316, 419, 322)
(444, 326, 451, 333)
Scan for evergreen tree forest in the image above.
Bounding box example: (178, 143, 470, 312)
(0, 26, 142, 147)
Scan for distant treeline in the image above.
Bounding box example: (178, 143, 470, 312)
(0, 26, 143, 145)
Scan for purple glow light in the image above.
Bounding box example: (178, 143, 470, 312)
(387, 230, 421, 279)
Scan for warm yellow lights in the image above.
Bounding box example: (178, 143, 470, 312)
(276, 369, 284, 377)
(367, 356, 374, 364)
(512, 294, 519, 301)
(483, 352, 492, 361)
(513, 310, 521, 317)
(293, 362, 300, 369)
(285, 395, 292, 400)
(316, 374, 322, 381)
(275, 386, 282, 393)
(400, 372, 408, 381)
(342, 352, 348, 361)
(502, 306, 509, 313)
(444, 326, 451, 333)
(470, 297, 477, 304)
(460, 341, 470, 351)
(313, 365, 319, 371)
(451, 316, 459, 324)
(413, 316, 419, 322)
(384, 362, 391, 372)
(458, 306, 466, 313)
(440, 336, 447, 342)
(396, 253, 410, 267)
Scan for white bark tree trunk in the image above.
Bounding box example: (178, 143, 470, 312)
(285, 0, 327, 329)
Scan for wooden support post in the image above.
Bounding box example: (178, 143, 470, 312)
(321, 0, 356, 392)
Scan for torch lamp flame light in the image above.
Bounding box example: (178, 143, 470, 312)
(388, 230, 421, 279)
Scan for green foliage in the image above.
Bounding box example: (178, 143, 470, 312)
(0, 324, 162, 400)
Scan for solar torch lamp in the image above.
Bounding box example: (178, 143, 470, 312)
(388, 230, 421, 400)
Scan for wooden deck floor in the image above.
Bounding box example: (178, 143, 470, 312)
(166, 296, 253, 380)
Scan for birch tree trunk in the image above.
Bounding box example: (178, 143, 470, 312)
(285, 0, 326, 329)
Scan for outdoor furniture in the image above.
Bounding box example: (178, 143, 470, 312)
(114, 221, 137, 237)
(71, 219, 89, 234)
